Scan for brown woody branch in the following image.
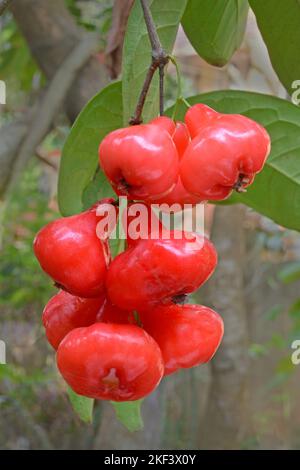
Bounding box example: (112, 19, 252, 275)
(106, 0, 134, 78)
(10, 0, 109, 121)
(129, 0, 169, 125)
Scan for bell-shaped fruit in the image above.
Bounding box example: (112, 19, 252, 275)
(34, 206, 110, 298)
(106, 231, 217, 311)
(140, 303, 224, 375)
(98, 123, 179, 202)
(43, 291, 105, 349)
(180, 104, 271, 200)
(57, 323, 164, 401)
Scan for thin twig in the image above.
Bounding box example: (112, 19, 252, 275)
(130, 62, 157, 125)
(0, 0, 12, 16)
(129, 0, 169, 125)
(35, 148, 59, 171)
(159, 64, 165, 116)
(140, 0, 162, 53)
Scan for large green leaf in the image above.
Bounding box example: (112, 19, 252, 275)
(67, 387, 94, 424)
(167, 91, 300, 231)
(122, 0, 188, 125)
(58, 81, 122, 216)
(249, 0, 300, 96)
(182, 0, 249, 67)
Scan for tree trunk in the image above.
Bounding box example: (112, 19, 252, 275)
(11, 0, 109, 121)
(197, 204, 252, 449)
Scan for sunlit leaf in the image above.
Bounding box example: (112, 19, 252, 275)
(182, 0, 249, 66)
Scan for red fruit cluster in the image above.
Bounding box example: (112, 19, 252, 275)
(34, 103, 270, 403)
(99, 103, 270, 207)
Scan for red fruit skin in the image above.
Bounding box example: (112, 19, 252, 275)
(172, 121, 191, 156)
(106, 231, 217, 311)
(98, 124, 179, 202)
(153, 120, 203, 209)
(43, 291, 105, 350)
(57, 323, 164, 401)
(150, 116, 176, 135)
(123, 202, 165, 248)
(181, 104, 271, 200)
(97, 298, 137, 325)
(33, 208, 110, 298)
(140, 303, 224, 375)
(185, 103, 219, 138)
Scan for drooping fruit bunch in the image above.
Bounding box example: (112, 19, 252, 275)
(99, 103, 270, 207)
(34, 103, 270, 403)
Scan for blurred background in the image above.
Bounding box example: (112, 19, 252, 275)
(0, 0, 300, 450)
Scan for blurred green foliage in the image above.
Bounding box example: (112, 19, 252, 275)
(0, 160, 58, 311)
(66, 0, 113, 46)
(0, 14, 43, 101)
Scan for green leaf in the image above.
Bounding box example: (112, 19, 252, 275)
(82, 169, 115, 211)
(122, 0, 188, 125)
(278, 262, 300, 284)
(58, 81, 122, 216)
(167, 91, 300, 231)
(67, 387, 94, 424)
(111, 400, 144, 432)
(182, 0, 249, 67)
(249, 0, 300, 96)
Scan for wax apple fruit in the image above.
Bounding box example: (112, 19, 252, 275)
(180, 104, 271, 200)
(97, 298, 136, 325)
(43, 291, 105, 349)
(57, 323, 164, 401)
(33, 207, 110, 298)
(124, 202, 165, 248)
(140, 303, 224, 375)
(184, 103, 220, 138)
(106, 231, 217, 311)
(98, 123, 179, 201)
(151, 118, 202, 209)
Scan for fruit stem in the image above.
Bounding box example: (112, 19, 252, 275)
(129, 0, 169, 125)
(169, 55, 191, 120)
(172, 294, 188, 305)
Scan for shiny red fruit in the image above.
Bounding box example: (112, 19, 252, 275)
(151, 118, 202, 209)
(97, 298, 137, 325)
(106, 231, 217, 311)
(123, 202, 165, 248)
(181, 104, 271, 200)
(172, 120, 191, 157)
(33, 207, 110, 298)
(57, 323, 164, 401)
(185, 103, 219, 138)
(150, 115, 176, 135)
(98, 123, 179, 202)
(43, 291, 105, 350)
(140, 303, 224, 375)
